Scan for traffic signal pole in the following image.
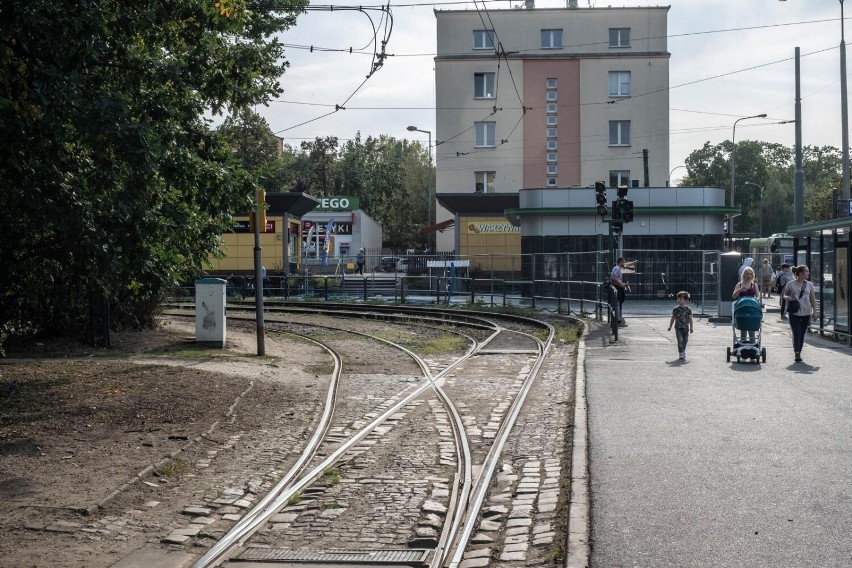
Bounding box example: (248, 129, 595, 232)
(253, 190, 266, 356)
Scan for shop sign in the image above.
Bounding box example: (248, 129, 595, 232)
(315, 196, 360, 211)
(303, 220, 352, 235)
(232, 220, 275, 233)
(465, 221, 520, 234)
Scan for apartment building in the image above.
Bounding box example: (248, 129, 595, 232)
(434, 3, 670, 252)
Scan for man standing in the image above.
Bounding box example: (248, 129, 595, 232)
(609, 257, 630, 327)
(776, 263, 792, 319)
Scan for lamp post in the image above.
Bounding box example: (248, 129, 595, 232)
(669, 165, 686, 186)
(407, 125, 433, 251)
(729, 114, 767, 234)
(742, 181, 764, 238)
(780, 0, 849, 200)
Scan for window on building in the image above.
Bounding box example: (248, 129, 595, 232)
(475, 171, 496, 193)
(547, 140, 557, 151)
(609, 170, 630, 188)
(474, 72, 496, 98)
(547, 152, 557, 162)
(608, 71, 631, 97)
(473, 30, 496, 50)
(547, 91, 558, 102)
(609, 28, 630, 47)
(541, 29, 563, 49)
(547, 164, 558, 175)
(475, 122, 496, 147)
(547, 177, 557, 187)
(546, 78, 557, 89)
(546, 115, 557, 126)
(547, 127, 557, 138)
(547, 103, 557, 114)
(609, 120, 630, 146)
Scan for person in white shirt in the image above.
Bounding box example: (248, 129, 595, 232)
(782, 265, 817, 363)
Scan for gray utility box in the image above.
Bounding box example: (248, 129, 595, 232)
(718, 252, 742, 319)
(195, 278, 227, 348)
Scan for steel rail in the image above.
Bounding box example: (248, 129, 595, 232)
(445, 323, 555, 568)
(192, 316, 493, 568)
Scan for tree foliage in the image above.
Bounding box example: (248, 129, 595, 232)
(0, 0, 307, 339)
(277, 133, 434, 250)
(681, 140, 841, 235)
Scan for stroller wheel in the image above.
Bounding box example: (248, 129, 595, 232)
(726, 347, 731, 362)
(761, 348, 767, 363)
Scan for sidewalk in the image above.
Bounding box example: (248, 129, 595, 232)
(582, 307, 852, 568)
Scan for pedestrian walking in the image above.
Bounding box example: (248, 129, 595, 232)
(782, 265, 817, 363)
(759, 259, 774, 298)
(667, 291, 694, 360)
(776, 263, 793, 319)
(356, 248, 365, 275)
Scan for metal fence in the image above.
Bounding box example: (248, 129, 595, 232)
(181, 249, 723, 318)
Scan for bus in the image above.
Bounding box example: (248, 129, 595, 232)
(749, 233, 794, 268)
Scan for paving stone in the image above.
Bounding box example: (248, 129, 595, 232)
(471, 532, 494, 544)
(504, 534, 528, 544)
(483, 505, 509, 517)
(504, 542, 529, 552)
(465, 548, 492, 558)
(459, 558, 490, 568)
(505, 526, 528, 536)
(538, 502, 557, 513)
(479, 519, 501, 531)
(222, 513, 242, 521)
(182, 507, 213, 517)
(144, 501, 160, 508)
(232, 499, 252, 508)
(161, 534, 190, 544)
(532, 523, 552, 535)
(422, 500, 447, 515)
(506, 518, 532, 528)
(499, 551, 527, 561)
(172, 527, 200, 537)
(270, 513, 298, 523)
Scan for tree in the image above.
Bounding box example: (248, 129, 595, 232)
(0, 0, 307, 339)
(681, 140, 840, 234)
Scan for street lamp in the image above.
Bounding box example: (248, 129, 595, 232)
(730, 113, 767, 212)
(669, 165, 686, 186)
(407, 125, 433, 251)
(742, 181, 764, 238)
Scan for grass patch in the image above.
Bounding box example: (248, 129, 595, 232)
(287, 490, 303, 506)
(322, 467, 341, 486)
(156, 458, 189, 477)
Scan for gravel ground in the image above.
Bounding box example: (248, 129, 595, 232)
(0, 318, 325, 567)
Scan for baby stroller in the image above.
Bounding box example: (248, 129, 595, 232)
(727, 297, 766, 364)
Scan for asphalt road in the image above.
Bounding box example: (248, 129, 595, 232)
(584, 303, 852, 568)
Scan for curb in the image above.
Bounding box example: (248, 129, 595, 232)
(565, 323, 590, 568)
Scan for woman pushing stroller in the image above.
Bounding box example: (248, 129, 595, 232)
(732, 266, 760, 343)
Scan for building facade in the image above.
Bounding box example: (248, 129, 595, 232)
(434, 3, 670, 252)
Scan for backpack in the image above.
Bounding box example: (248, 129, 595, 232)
(776, 272, 789, 294)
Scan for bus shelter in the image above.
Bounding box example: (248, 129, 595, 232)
(789, 217, 851, 343)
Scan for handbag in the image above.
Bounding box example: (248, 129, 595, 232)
(787, 282, 806, 315)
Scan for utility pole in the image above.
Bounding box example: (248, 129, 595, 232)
(643, 149, 649, 187)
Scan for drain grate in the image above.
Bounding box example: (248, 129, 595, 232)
(235, 548, 431, 565)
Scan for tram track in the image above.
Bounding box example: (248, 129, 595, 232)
(157, 305, 563, 567)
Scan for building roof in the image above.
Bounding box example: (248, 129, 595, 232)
(266, 192, 320, 217)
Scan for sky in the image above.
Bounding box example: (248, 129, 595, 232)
(254, 0, 849, 186)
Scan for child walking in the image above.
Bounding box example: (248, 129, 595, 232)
(668, 291, 694, 360)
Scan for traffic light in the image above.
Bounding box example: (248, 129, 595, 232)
(595, 181, 607, 217)
(617, 184, 629, 198)
(249, 188, 267, 233)
(611, 200, 622, 220)
(612, 221, 623, 234)
(623, 200, 634, 223)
